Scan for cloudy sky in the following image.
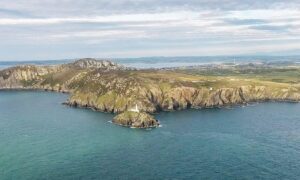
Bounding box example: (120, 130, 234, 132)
(0, 0, 300, 60)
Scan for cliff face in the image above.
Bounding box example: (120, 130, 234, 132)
(0, 58, 126, 92)
(1, 58, 300, 114)
(68, 84, 300, 113)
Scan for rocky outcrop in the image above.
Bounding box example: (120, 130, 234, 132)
(113, 111, 159, 128)
(70, 58, 124, 70)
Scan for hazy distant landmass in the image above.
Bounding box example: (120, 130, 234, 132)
(1, 56, 300, 69)
(1, 57, 300, 128)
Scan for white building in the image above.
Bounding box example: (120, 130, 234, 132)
(129, 104, 140, 113)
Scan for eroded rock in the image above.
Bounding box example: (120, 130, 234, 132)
(113, 111, 159, 128)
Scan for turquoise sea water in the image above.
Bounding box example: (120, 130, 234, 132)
(1, 91, 300, 179)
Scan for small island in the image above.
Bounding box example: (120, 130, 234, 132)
(112, 104, 159, 128)
(113, 111, 159, 128)
(1, 58, 300, 128)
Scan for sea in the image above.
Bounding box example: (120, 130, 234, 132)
(1, 56, 300, 179)
(1, 56, 300, 69)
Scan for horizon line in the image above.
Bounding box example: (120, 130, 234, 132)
(1, 54, 300, 62)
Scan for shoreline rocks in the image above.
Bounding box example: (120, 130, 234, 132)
(113, 111, 159, 128)
(65, 85, 300, 114)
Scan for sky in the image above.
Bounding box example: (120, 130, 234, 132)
(0, 0, 300, 61)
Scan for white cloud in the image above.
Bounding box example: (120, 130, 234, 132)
(0, 11, 204, 25)
(0, 1, 300, 60)
(51, 30, 148, 40)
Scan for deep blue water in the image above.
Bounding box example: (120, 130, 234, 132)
(1, 56, 300, 69)
(1, 91, 300, 179)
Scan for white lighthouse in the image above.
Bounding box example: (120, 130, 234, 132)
(129, 104, 140, 113)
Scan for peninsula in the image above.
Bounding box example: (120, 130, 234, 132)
(1, 58, 300, 128)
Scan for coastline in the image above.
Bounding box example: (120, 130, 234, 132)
(1, 58, 300, 128)
(1, 87, 299, 112)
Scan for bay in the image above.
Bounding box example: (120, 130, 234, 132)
(1, 91, 300, 179)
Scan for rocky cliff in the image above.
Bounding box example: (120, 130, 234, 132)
(68, 83, 300, 113)
(0, 58, 126, 91)
(1, 58, 300, 128)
